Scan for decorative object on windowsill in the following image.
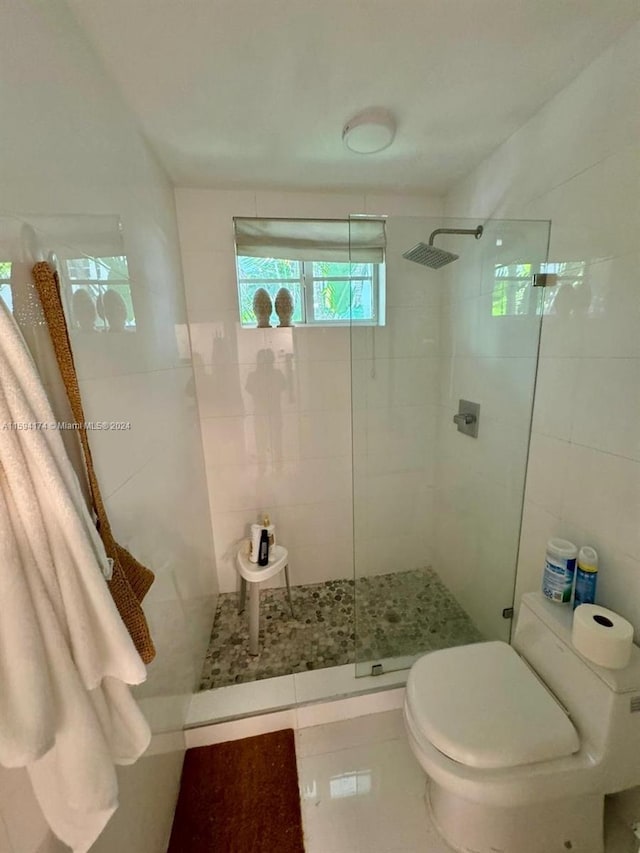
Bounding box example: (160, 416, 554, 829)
(103, 288, 128, 332)
(95, 291, 105, 328)
(275, 287, 294, 327)
(253, 287, 272, 327)
(71, 288, 97, 331)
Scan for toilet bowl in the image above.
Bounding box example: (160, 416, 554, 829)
(404, 592, 640, 853)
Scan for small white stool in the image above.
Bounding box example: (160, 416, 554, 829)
(236, 543, 295, 655)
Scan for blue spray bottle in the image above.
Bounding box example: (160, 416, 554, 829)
(573, 546, 598, 609)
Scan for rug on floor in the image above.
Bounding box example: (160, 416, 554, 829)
(167, 729, 305, 853)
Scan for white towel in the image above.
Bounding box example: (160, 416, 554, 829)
(0, 299, 151, 851)
(10, 248, 92, 510)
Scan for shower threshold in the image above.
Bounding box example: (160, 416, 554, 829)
(187, 662, 407, 730)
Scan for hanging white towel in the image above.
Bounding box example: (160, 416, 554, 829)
(9, 226, 92, 509)
(0, 298, 150, 852)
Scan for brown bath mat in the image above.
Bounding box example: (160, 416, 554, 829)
(168, 729, 305, 853)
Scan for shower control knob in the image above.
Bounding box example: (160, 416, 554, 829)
(453, 413, 475, 425)
(453, 400, 480, 438)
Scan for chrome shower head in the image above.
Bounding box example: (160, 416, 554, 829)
(402, 225, 483, 269)
(402, 243, 459, 268)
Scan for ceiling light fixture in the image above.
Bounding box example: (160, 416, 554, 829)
(342, 108, 396, 154)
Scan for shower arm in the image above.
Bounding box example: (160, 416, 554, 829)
(428, 226, 483, 246)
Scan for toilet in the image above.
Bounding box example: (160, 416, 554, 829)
(404, 592, 640, 853)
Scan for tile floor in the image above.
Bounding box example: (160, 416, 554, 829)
(296, 711, 638, 853)
(199, 568, 483, 690)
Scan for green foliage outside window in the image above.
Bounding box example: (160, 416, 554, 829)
(492, 261, 587, 317)
(492, 263, 532, 316)
(236, 256, 378, 326)
(0, 262, 12, 311)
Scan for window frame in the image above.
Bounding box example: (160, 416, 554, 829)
(0, 262, 12, 312)
(64, 255, 137, 331)
(236, 256, 385, 328)
(302, 259, 381, 327)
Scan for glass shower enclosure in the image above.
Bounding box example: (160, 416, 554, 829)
(350, 215, 551, 677)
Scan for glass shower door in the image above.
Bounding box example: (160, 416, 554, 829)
(350, 215, 551, 678)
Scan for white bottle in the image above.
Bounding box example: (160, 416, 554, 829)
(542, 538, 577, 604)
(249, 523, 262, 564)
(249, 515, 276, 563)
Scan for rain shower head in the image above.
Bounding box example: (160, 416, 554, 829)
(402, 243, 459, 268)
(402, 225, 483, 269)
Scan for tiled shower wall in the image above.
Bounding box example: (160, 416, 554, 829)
(433, 218, 549, 641)
(175, 190, 442, 595)
(445, 24, 640, 633)
(0, 2, 216, 851)
(352, 215, 442, 583)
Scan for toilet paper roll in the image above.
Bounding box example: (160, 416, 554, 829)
(572, 604, 634, 670)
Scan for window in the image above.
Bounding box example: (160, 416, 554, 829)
(65, 255, 136, 330)
(234, 217, 385, 328)
(0, 261, 12, 312)
(541, 261, 589, 316)
(492, 262, 536, 316)
(236, 256, 305, 326)
(492, 260, 587, 317)
(236, 256, 381, 326)
(0, 255, 137, 330)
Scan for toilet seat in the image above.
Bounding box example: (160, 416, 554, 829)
(405, 641, 579, 770)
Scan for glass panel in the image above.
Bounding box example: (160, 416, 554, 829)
(350, 215, 551, 678)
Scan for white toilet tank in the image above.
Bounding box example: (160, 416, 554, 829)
(513, 593, 640, 793)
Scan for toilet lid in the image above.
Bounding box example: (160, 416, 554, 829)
(406, 641, 580, 770)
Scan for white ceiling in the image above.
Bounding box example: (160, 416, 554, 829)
(68, 0, 638, 194)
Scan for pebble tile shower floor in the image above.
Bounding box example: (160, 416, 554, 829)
(199, 568, 483, 690)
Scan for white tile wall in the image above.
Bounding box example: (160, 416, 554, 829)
(0, 2, 216, 850)
(446, 23, 640, 639)
(430, 214, 549, 640)
(176, 190, 443, 593)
